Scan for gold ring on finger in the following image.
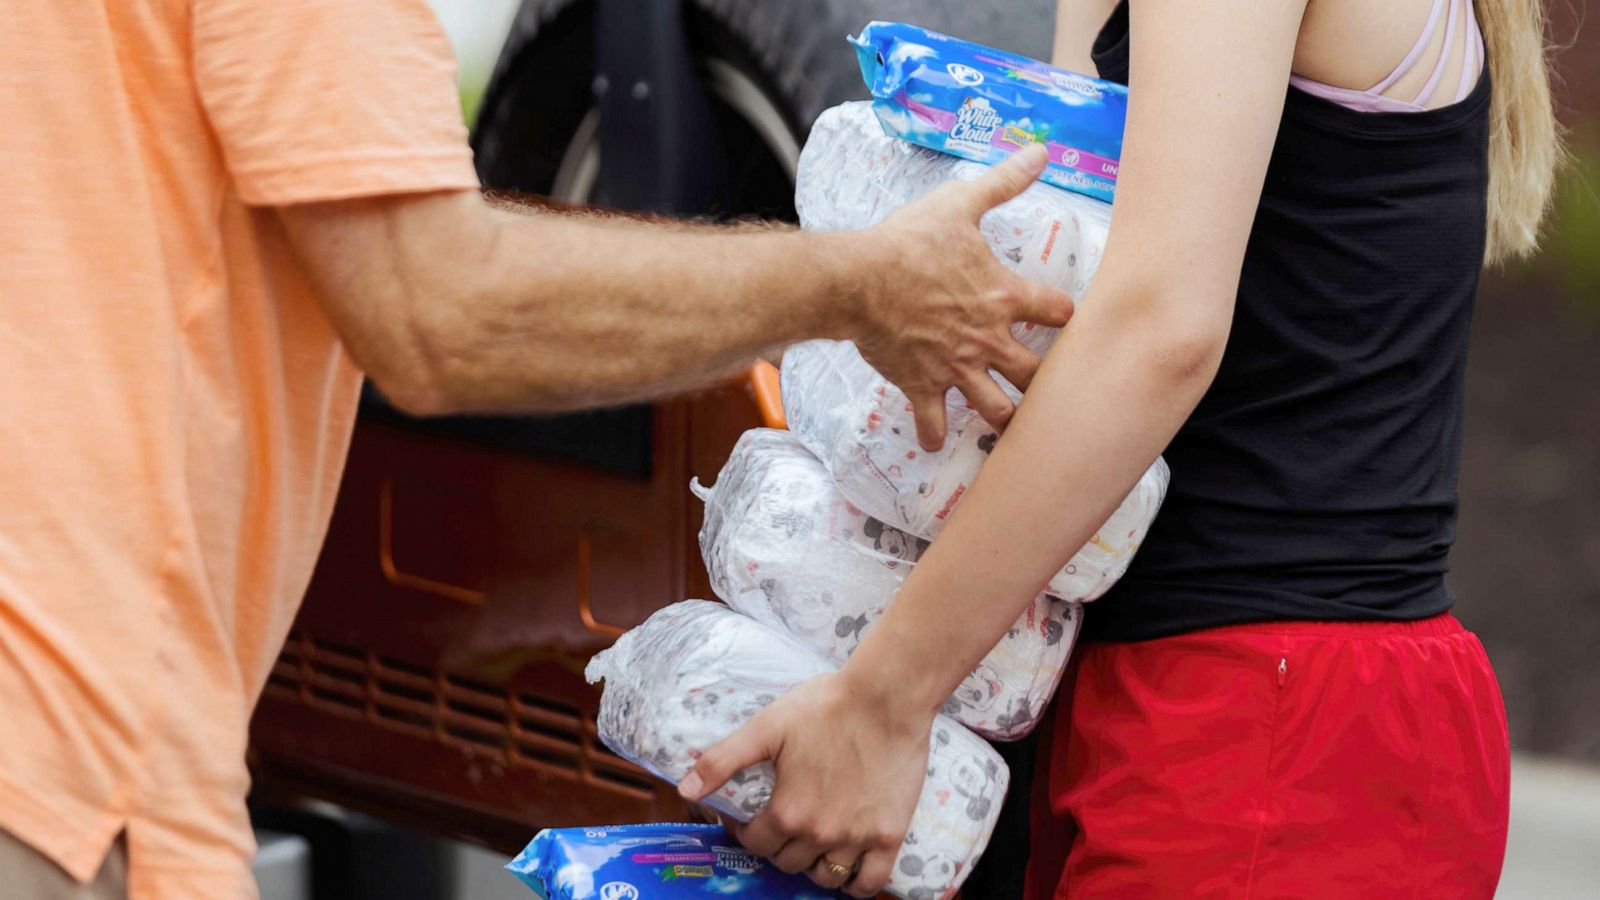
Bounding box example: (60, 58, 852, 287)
(823, 859, 853, 879)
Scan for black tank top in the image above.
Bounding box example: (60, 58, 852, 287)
(1084, 1, 1493, 641)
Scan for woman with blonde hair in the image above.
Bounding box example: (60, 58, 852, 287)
(683, 0, 1565, 896)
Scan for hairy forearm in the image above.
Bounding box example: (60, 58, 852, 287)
(286, 190, 872, 414)
(415, 202, 866, 412)
(840, 276, 1226, 715)
(485, 189, 787, 235)
(287, 149, 1075, 424)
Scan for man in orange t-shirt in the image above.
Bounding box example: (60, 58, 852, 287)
(0, 2, 1070, 897)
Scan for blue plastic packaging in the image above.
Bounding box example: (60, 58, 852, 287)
(852, 21, 1128, 202)
(506, 824, 844, 899)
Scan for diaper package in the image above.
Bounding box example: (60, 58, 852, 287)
(572, 70, 1146, 900)
(784, 100, 1168, 599)
(695, 428, 1078, 739)
(507, 823, 840, 899)
(781, 338, 1171, 601)
(586, 600, 1008, 900)
(852, 22, 1127, 202)
(798, 102, 1112, 320)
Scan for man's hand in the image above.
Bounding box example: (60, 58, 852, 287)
(854, 144, 1075, 450)
(277, 146, 1069, 424)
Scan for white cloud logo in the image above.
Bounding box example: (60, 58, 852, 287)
(946, 63, 984, 87)
(600, 883, 640, 900)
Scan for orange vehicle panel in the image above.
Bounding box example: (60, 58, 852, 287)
(249, 376, 771, 852)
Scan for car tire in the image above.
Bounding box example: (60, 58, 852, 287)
(473, 0, 1056, 198)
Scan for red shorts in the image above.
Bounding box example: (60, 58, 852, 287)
(1024, 614, 1510, 899)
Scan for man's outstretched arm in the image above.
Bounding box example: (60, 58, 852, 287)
(277, 145, 1073, 448)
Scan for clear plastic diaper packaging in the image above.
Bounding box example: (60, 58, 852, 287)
(694, 428, 1077, 740)
(585, 600, 1008, 900)
(797, 101, 1112, 320)
(784, 100, 1168, 600)
(781, 337, 1171, 602)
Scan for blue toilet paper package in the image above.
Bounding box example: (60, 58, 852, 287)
(851, 21, 1127, 202)
(507, 824, 843, 899)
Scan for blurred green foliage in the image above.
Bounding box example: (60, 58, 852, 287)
(460, 83, 487, 129)
(1545, 129, 1600, 319)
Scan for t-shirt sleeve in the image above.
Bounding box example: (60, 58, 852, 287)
(193, 0, 480, 206)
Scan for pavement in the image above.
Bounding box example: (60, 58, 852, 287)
(1497, 755, 1600, 899)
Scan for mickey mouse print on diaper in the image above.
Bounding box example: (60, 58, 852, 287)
(585, 600, 1009, 900)
(694, 429, 1080, 739)
(786, 101, 1170, 604)
(780, 333, 1172, 604)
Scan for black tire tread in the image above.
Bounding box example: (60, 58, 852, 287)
(484, 0, 1053, 137)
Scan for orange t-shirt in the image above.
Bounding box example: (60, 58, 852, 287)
(0, 1, 478, 896)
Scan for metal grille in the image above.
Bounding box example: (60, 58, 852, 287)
(264, 632, 655, 798)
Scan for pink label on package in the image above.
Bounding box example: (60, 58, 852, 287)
(901, 96, 1118, 183)
(1043, 143, 1119, 180)
(631, 851, 716, 865)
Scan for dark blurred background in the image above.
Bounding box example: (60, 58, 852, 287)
(1453, 0, 1598, 763)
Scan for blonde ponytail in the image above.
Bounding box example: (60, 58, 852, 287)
(1475, 0, 1567, 266)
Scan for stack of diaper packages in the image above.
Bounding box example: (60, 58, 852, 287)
(587, 601, 1008, 900)
(586, 30, 1169, 900)
(779, 102, 1172, 611)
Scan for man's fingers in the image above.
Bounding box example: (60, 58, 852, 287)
(959, 373, 1018, 430)
(962, 142, 1050, 218)
(843, 849, 896, 899)
(679, 716, 779, 802)
(992, 338, 1042, 392)
(1013, 279, 1076, 329)
(909, 389, 949, 452)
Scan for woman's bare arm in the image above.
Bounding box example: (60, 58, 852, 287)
(1053, 0, 1121, 71)
(683, 0, 1311, 895)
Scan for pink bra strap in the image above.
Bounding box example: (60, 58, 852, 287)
(1454, 4, 1484, 103)
(1288, 0, 1483, 113)
(1370, 0, 1449, 94)
(1412, 0, 1463, 105)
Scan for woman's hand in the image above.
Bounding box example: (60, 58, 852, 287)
(678, 670, 935, 897)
